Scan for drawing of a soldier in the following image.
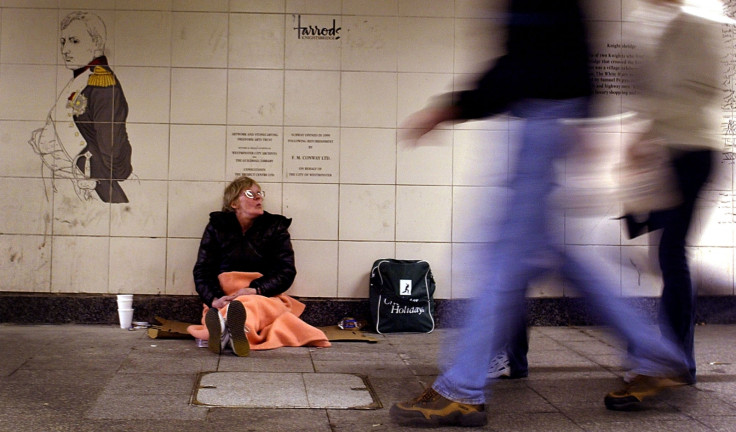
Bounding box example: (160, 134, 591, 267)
(29, 11, 132, 203)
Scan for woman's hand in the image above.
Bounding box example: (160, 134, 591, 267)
(232, 287, 257, 297)
(212, 288, 257, 309)
(212, 295, 237, 309)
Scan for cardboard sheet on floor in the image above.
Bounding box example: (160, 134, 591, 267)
(147, 316, 195, 339)
(318, 325, 378, 343)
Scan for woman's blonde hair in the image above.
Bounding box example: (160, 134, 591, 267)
(222, 175, 261, 211)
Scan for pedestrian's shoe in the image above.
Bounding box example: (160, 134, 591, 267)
(225, 301, 250, 357)
(204, 307, 227, 355)
(604, 374, 687, 411)
(487, 353, 511, 379)
(390, 387, 487, 427)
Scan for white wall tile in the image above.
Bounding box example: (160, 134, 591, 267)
(396, 73, 454, 127)
(340, 128, 396, 185)
(284, 70, 340, 127)
(51, 235, 110, 293)
(0, 234, 51, 292)
(397, 17, 453, 73)
(230, 0, 285, 13)
(109, 237, 166, 294)
(455, 0, 506, 19)
(228, 13, 285, 69)
(396, 129, 452, 185)
(285, 14, 341, 70)
(166, 237, 199, 295)
(396, 185, 452, 242)
(341, 16, 397, 71)
(170, 68, 227, 124)
(227, 69, 284, 125)
(0, 9, 58, 65)
(169, 125, 226, 181)
(116, 67, 171, 124)
(399, 0, 453, 17)
(114, 11, 172, 67)
(171, 12, 228, 68)
(126, 123, 170, 181)
(60, 0, 115, 9)
(110, 180, 168, 237)
(693, 190, 734, 248)
(115, 0, 172, 11)
(396, 242, 452, 299)
(2, 0, 57, 6)
(338, 241, 395, 298)
(260, 182, 284, 215)
(339, 184, 395, 241)
(51, 180, 111, 236)
(696, 247, 734, 296)
(290, 240, 338, 296)
(0, 65, 57, 121)
(343, 0, 397, 16)
(167, 181, 224, 238)
(621, 245, 662, 297)
(453, 129, 509, 186)
(451, 242, 488, 298)
(452, 186, 506, 243)
(341, 71, 397, 128)
(172, 0, 227, 12)
(1, 121, 50, 177)
(286, 0, 341, 14)
(565, 213, 621, 246)
(283, 183, 338, 240)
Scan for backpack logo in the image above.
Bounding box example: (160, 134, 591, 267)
(399, 279, 412, 296)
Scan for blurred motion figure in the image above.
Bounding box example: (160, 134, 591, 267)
(622, 0, 728, 385)
(390, 0, 691, 427)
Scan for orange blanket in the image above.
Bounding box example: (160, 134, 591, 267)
(187, 271, 330, 350)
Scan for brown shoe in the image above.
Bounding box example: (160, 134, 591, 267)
(390, 387, 487, 427)
(605, 374, 687, 411)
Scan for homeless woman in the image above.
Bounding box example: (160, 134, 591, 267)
(189, 175, 330, 356)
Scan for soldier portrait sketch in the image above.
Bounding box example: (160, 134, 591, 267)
(29, 11, 133, 203)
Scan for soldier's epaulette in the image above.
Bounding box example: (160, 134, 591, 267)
(87, 66, 116, 87)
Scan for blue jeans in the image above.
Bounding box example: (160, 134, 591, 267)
(432, 98, 688, 404)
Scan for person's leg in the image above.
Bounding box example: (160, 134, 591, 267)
(506, 312, 529, 378)
(391, 99, 586, 427)
(657, 149, 713, 383)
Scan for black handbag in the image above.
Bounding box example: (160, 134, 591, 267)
(369, 259, 436, 334)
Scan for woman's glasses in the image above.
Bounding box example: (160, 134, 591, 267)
(242, 190, 265, 199)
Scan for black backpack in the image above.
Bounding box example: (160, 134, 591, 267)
(369, 259, 436, 334)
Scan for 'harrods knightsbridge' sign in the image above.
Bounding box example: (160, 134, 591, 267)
(292, 15, 341, 40)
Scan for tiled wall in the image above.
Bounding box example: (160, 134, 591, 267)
(0, 0, 734, 300)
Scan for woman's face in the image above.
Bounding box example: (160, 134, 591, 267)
(231, 185, 264, 220)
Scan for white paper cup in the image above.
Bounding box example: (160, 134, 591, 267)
(118, 308, 134, 329)
(117, 300, 133, 309)
(117, 294, 133, 310)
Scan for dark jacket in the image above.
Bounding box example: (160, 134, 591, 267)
(193, 211, 296, 307)
(72, 56, 133, 203)
(455, 0, 592, 120)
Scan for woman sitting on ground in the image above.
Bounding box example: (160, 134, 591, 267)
(189, 175, 330, 355)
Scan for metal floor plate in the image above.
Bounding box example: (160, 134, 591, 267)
(192, 372, 380, 409)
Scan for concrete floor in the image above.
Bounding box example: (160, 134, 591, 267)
(1, 324, 735, 431)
